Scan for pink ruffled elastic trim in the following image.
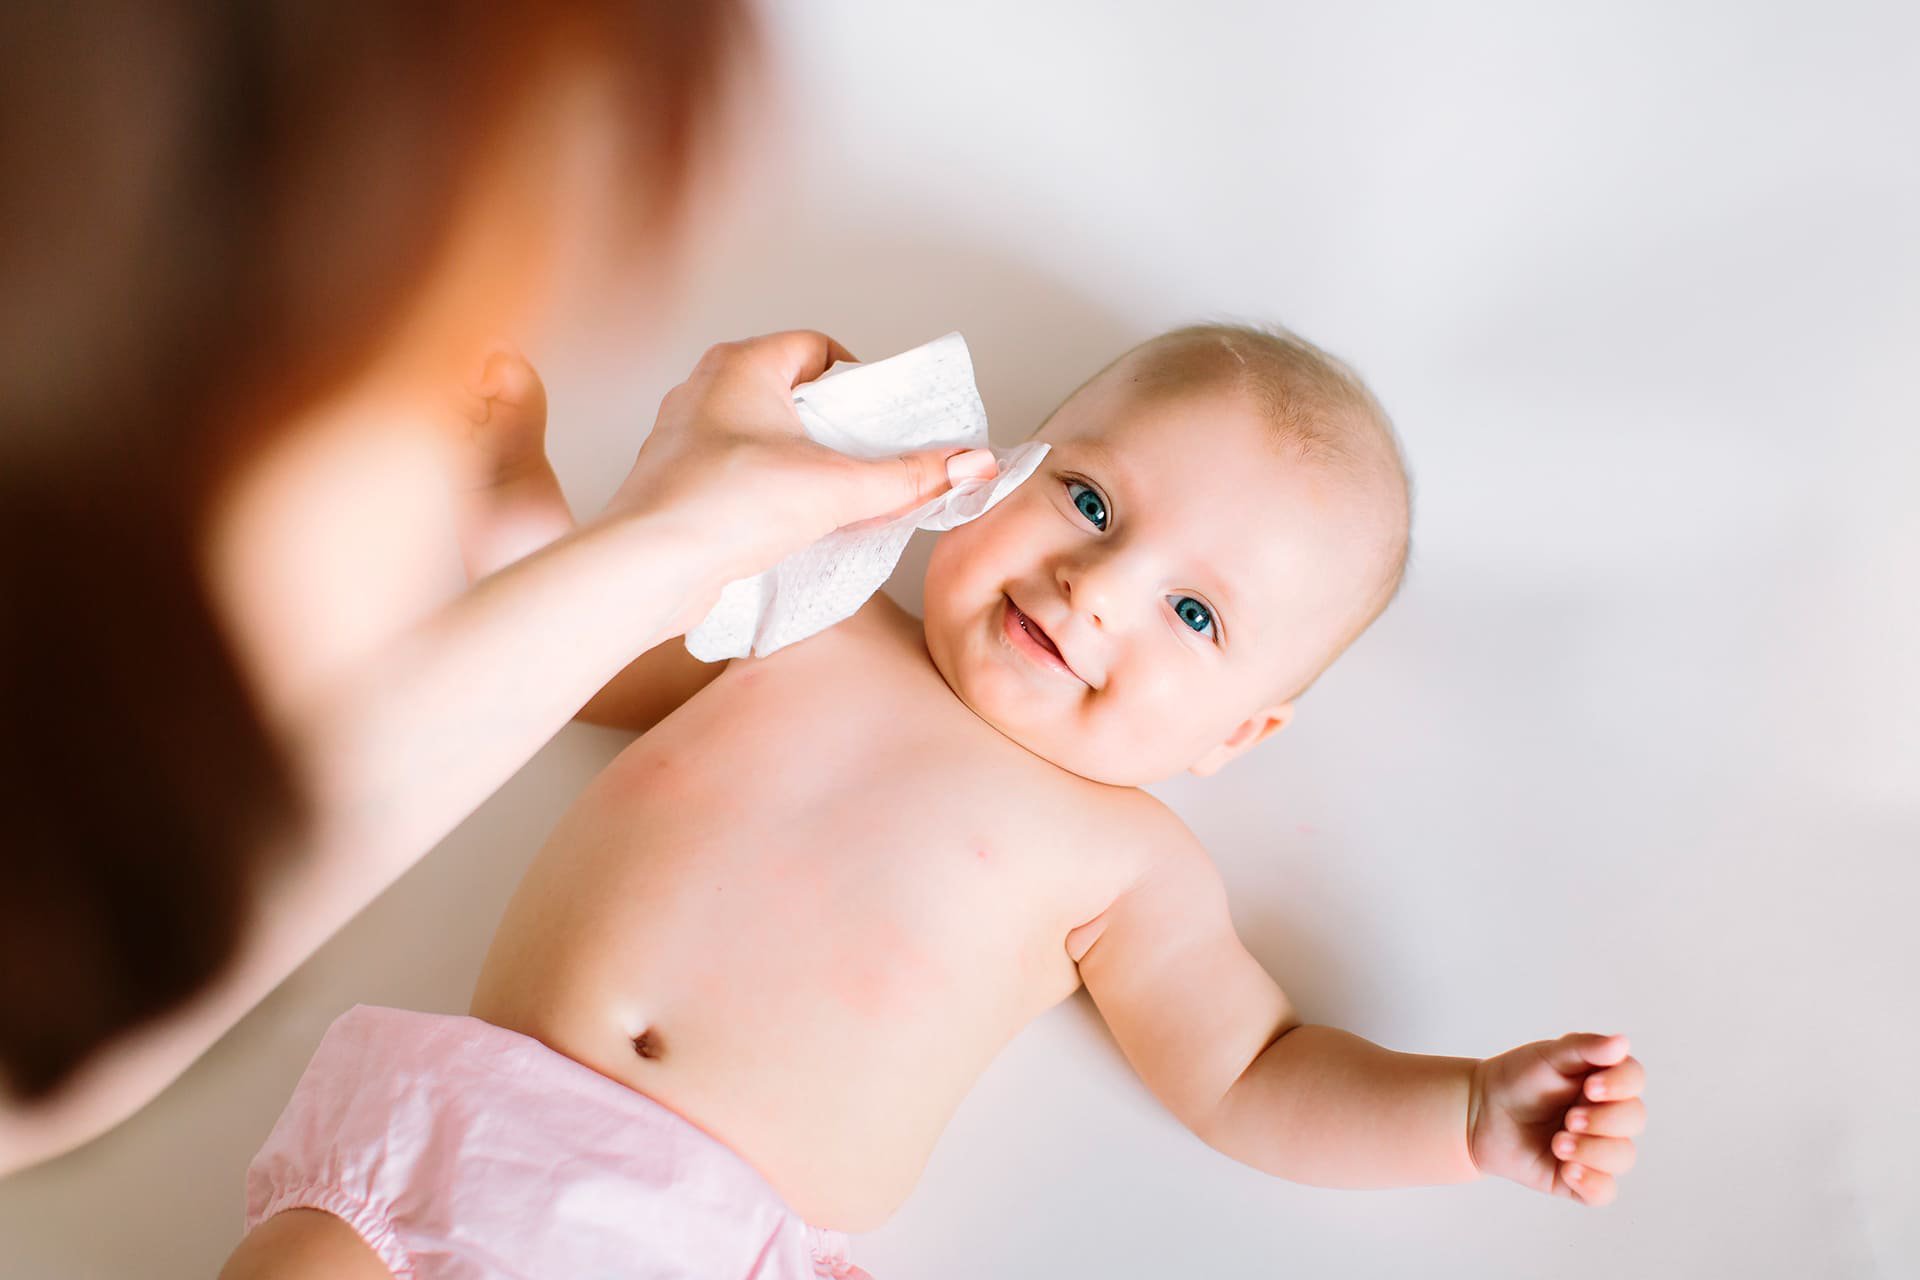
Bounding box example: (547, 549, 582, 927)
(808, 1227, 874, 1279)
(250, 1184, 415, 1278)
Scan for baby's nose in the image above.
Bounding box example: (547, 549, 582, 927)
(1056, 558, 1125, 627)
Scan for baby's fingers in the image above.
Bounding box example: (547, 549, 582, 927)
(1583, 1055, 1646, 1103)
(1559, 1161, 1617, 1206)
(1540, 1032, 1630, 1076)
(1567, 1097, 1645, 1139)
(1553, 1131, 1636, 1175)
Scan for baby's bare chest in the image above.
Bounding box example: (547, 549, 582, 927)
(544, 613, 1153, 1010)
(475, 611, 1170, 1229)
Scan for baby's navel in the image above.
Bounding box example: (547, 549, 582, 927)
(631, 1028, 663, 1061)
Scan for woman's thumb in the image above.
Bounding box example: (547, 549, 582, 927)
(943, 448, 998, 488)
(850, 447, 997, 522)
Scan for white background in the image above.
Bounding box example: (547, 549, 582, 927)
(5, 2, 1917, 1276)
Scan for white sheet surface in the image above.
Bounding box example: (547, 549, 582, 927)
(4, 3, 1915, 1276)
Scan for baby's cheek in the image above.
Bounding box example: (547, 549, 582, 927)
(1104, 666, 1215, 762)
(917, 541, 967, 651)
(920, 530, 969, 605)
(925, 507, 1024, 614)
(1119, 655, 1189, 716)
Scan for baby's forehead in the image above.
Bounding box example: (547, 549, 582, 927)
(1041, 378, 1295, 486)
(1046, 368, 1396, 527)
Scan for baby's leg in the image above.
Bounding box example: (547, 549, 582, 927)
(219, 1208, 395, 1280)
(444, 346, 719, 731)
(450, 347, 573, 580)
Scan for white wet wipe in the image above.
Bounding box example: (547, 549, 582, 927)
(684, 332, 1050, 661)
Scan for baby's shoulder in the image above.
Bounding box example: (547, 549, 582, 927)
(1093, 783, 1186, 835)
(1061, 792, 1224, 963)
(768, 591, 921, 667)
(724, 592, 918, 685)
(1139, 795, 1216, 868)
(1072, 787, 1211, 885)
(846, 590, 922, 646)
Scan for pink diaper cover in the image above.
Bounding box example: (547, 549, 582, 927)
(244, 1004, 871, 1279)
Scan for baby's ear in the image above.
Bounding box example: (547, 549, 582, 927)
(1188, 703, 1294, 778)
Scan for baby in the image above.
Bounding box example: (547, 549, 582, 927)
(223, 326, 1645, 1279)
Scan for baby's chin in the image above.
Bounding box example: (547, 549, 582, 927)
(920, 624, 1193, 788)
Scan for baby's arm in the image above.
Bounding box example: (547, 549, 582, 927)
(1072, 816, 1643, 1203)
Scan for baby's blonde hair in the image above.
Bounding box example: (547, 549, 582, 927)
(1062, 321, 1413, 700)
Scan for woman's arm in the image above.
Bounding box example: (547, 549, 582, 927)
(448, 346, 729, 735)
(0, 331, 986, 1176)
(0, 503, 716, 1177)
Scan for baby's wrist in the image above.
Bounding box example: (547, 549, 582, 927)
(1463, 1057, 1488, 1178)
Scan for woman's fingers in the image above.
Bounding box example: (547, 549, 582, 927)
(613, 330, 993, 584)
(704, 330, 856, 393)
(819, 447, 996, 530)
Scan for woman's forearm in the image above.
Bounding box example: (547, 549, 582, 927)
(1, 507, 719, 1177)
(290, 505, 713, 859)
(1200, 1024, 1482, 1188)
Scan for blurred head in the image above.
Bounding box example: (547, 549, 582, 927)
(0, 0, 752, 1098)
(923, 324, 1410, 786)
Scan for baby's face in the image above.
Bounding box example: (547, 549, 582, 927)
(923, 365, 1390, 786)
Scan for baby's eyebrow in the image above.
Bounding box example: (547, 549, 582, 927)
(1063, 436, 1125, 478)
(1208, 570, 1241, 620)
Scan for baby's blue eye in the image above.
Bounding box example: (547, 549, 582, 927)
(1171, 595, 1216, 639)
(1066, 480, 1107, 530)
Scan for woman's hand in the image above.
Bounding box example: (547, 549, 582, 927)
(604, 330, 996, 593)
(1467, 1032, 1646, 1206)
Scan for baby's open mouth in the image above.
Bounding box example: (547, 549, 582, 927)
(1007, 600, 1060, 657)
(1003, 593, 1087, 685)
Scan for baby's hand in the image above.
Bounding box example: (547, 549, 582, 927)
(1467, 1032, 1645, 1206)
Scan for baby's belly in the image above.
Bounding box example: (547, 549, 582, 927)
(467, 742, 1090, 1231)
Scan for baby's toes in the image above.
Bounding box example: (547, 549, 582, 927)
(478, 348, 548, 422)
(452, 381, 491, 428)
(1559, 1160, 1618, 1206)
(459, 347, 552, 484)
(1554, 1130, 1636, 1175)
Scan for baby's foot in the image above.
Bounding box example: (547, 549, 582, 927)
(450, 346, 574, 580)
(454, 346, 554, 492)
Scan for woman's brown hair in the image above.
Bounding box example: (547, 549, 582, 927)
(0, 0, 750, 1098)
